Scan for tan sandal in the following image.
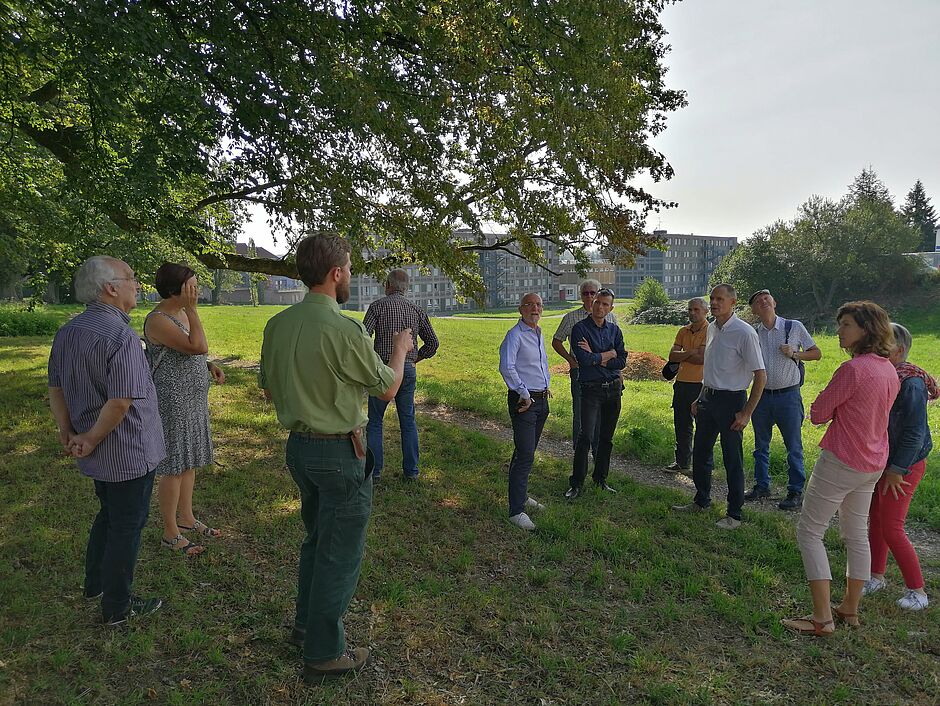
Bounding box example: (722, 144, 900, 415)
(161, 534, 205, 557)
(831, 603, 860, 627)
(178, 519, 221, 538)
(781, 615, 835, 637)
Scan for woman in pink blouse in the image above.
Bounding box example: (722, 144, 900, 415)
(782, 301, 899, 636)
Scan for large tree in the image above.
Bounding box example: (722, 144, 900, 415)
(901, 180, 938, 253)
(2, 0, 686, 298)
(711, 169, 922, 325)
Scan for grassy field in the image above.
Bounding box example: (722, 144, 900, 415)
(1, 301, 939, 703)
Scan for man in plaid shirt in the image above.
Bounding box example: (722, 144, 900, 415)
(364, 269, 440, 483)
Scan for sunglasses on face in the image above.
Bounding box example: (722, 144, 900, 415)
(581, 290, 597, 296)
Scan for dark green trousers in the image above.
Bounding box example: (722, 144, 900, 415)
(286, 432, 373, 662)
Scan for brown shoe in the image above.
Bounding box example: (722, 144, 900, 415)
(303, 647, 371, 683)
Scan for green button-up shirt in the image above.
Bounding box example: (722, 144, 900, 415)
(259, 292, 395, 434)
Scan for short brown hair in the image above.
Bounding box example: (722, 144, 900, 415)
(836, 300, 895, 357)
(295, 235, 351, 287)
(154, 262, 196, 299)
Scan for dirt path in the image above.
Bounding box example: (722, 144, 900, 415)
(415, 400, 940, 561)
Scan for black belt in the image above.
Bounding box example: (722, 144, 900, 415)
(764, 385, 799, 395)
(702, 387, 746, 396)
(582, 379, 621, 388)
(527, 390, 549, 400)
(294, 428, 363, 440)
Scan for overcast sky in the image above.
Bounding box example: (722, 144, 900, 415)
(243, 0, 940, 252)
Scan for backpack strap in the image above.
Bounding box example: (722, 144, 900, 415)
(784, 318, 793, 344)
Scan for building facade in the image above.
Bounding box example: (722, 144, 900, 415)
(557, 261, 616, 301)
(614, 231, 737, 299)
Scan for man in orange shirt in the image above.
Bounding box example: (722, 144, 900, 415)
(664, 297, 709, 473)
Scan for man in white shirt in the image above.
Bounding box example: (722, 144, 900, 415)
(745, 289, 821, 510)
(673, 284, 766, 529)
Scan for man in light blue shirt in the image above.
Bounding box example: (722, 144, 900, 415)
(499, 293, 551, 531)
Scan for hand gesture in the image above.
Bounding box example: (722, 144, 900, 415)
(209, 362, 225, 385)
(392, 328, 414, 354)
(690, 401, 697, 417)
(68, 433, 98, 458)
(516, 397, 533, 413)
(577, 338, 593, 353)
(181, 277, 199, 310)
(730, 410, 751, 431)
(58, 427, 75, 451)
(779, 344, 795, 358)
(881, 472, 912, 500)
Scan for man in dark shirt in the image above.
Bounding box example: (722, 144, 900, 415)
(565, 289, 627, 499)
(363, 269, 439, 483)
(47, 256, 166, 626)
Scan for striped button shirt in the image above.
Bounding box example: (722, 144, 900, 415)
(363, 292, 439, 365)
(48, 302, 166, 482)
(810, 353, 900, 473)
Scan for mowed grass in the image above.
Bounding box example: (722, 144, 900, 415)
(2, 335, 939, 704)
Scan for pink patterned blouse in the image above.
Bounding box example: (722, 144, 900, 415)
(810, 353, 900, 473)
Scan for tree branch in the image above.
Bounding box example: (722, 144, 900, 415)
(194, 179, 291, 210)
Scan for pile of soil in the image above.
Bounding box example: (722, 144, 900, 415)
(549, 351, 669, 382)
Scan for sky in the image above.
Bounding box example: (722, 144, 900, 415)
(242, 0, 940, 253)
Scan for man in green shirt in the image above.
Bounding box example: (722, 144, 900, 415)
(260, 234, 413, 683)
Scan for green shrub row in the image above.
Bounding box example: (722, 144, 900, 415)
(0, 308, 61, 337)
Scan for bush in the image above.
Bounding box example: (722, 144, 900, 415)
(0, 308, 60, 337)
(630, 302, 689, 325)
(631, 277, 670, 315)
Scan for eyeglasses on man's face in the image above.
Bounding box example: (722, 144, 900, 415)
(580, 290, 597, 297)
(111, 276, 140, 285)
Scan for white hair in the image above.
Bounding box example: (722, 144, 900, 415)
(74, 256, 120, 304)
(891, 323, 912, 361)
(386, 268, 409, 293)
(580, 279, 601, 294)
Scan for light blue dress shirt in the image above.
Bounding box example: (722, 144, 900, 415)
(499, 319, 551, 399)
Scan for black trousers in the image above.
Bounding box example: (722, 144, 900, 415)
(692, 389, 747, 521)
(569, 380, 622, 488)
(672, 381, 702, 467)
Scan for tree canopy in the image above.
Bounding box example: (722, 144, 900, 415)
(901, 179, 938, 253)
(710, 169, 923, 325)
(2, 0, 686, 298)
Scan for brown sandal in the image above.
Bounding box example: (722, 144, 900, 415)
(781, 615, 835, 636)
(831, 604, 860, 627)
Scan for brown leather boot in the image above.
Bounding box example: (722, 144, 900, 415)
(303, 648, 371, 683)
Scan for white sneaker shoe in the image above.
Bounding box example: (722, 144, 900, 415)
(524, 497, 545, 512)
(897, 589, 929, 611)
(509, 512, 536, 531)
(862, 577, 887, 596)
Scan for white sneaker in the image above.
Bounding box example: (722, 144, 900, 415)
(897, 589, 929, 611)
(715, 516, 741, 530)
(862, 577, 887, 596)
(524, 497, 546, 512)
(509, 512, 536, 531)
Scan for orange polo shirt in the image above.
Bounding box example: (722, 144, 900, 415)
(673, 322, 708, 383)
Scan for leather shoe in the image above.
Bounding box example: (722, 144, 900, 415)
(778, 491, 803, 511)
(303, 647, 371, 683)
(743, 485, 771, 501)
(564, 486, 582, 500)
(671, 502, 706, 513)
(595, 481, 617, 493)
(663, 462, 689, 474)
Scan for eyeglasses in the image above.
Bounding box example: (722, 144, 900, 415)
(111, 276, 140, 285)
(580, 290, 597, 296)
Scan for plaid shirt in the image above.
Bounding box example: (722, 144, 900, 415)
(363, 292, 439, 365)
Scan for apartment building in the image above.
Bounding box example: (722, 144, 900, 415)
(614, 231, 737, 299)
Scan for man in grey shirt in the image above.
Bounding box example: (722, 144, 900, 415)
(48, 256, 166, 625)
(552, 279, 619, 456)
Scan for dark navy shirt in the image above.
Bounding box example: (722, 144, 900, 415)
(571, 317, 627, 383)
(887, 376, 933, 474)
(48, 302, 166, 482)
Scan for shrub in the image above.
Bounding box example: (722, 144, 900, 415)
(0, 308, 60, 337)
(631, 277, 670, 315)
(630, 302, 688, 325)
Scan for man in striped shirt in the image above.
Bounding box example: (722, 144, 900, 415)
(48, 256, 166, 626)
(363, 269, 439, 483)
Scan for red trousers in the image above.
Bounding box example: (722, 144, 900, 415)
(868, 460, 926, 590)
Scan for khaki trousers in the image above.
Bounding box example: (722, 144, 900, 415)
(796, 450, 881, 582)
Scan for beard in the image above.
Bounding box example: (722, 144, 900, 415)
(336, 279, 351, 304)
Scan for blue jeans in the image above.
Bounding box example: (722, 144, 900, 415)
(85, 470, 156, 621)
(508, 391, 549, 516)
(692, 390, 746, 521)
(752, 387, 806, 493)
(286, 433, 372, 662)
(570, 368, 600, 455)
(367, 364, 418, 479)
